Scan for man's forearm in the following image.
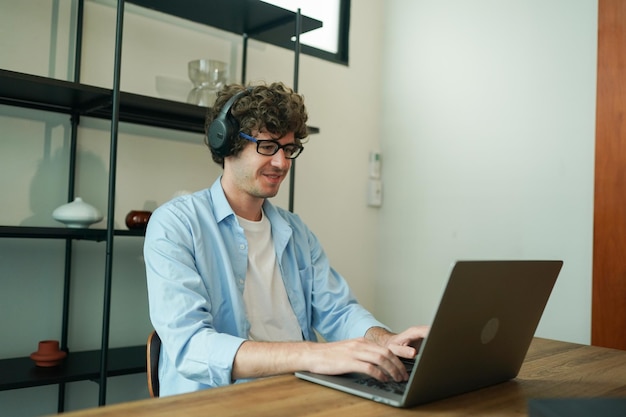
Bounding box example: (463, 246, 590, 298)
(364, 326, 395, 347)
(231, 340, 315, 380)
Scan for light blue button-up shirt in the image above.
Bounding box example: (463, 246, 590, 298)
(144, 177, 387, 396)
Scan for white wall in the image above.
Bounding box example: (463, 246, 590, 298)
(0, 0, 598, 415)
(376, 0, 598, 344)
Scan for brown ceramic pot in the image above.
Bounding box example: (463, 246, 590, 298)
(30, 340, 67, 367)
(125, 210, 152, 230)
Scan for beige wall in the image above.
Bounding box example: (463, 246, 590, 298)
(377, 0, 597, 344)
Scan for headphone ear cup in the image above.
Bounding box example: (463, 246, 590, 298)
(207, 88, 252, 157)
(208, 117, 233, 157)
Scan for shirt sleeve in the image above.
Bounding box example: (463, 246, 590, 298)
(144, 202, 246, 388)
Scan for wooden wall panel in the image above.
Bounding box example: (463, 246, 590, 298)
(592, 0, 626, 349)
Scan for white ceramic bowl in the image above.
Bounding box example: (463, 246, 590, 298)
(52, 197, 103, 228)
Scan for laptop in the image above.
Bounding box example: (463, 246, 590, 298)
(295, 260, 563, 408)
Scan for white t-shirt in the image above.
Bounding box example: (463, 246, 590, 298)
(238, 211, 303, 342)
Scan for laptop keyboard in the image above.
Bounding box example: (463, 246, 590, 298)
(352, 358, 414, 396)
(354, 376, 408, 395)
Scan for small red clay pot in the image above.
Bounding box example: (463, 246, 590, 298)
(30, 340, 67, 367)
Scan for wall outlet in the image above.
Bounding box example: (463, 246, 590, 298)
(367, 179, 383, 207)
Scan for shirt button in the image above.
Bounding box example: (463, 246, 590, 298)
(239, 279, 244, 285)
(239, 244, 245, 250)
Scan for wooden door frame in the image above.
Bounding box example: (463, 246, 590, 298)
(592, 0, 626, 349)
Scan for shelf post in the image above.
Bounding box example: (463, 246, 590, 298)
(242, 33, 248, 84)
(288, 8, 302, 213)
(98, 0, 125, 406)
(58, 0, 85, 411)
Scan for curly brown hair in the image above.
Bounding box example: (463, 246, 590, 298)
(204, 82, 309, 165)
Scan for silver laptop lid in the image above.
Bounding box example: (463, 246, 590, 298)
(403, 260, 562, 407)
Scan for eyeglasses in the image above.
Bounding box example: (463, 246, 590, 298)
(239, 132, 304, 159)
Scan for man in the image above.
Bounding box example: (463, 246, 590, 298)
(144, 82, 428, 396)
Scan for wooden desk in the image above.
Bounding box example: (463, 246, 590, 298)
(56, 338, 626, 417)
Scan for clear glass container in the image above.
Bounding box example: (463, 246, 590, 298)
(187, 59, 228, 107)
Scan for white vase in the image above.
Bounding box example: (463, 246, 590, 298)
(52, 197, 103, 228)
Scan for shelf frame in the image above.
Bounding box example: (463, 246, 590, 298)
(0, 69, 209, 134)
(0, 69, 320, 135)
(0, 346, 145, 391)
(126, 0, 322, 51)
(0, 0, 320, 409)
(0, 226, 145, 241)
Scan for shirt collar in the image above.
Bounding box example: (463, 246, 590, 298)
(210, 176, 236, 223)
(209, 176, 289, 239)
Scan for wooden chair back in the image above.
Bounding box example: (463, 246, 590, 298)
(146, 330, 161, 398)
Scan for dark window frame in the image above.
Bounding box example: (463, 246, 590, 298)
(299, 0, 350, 66)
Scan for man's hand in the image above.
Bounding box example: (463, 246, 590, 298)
(365, 325, 430, 360)
(303, 337, 410, 382)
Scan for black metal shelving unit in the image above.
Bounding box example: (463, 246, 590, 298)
(0, 69, 320, 136)
(0, 226, 145, 241)
(0, 69, 209, 133)
(0, 0, 321, 412)
(0, 347, 145, 391)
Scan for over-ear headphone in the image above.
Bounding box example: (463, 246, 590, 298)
(207, 88, 251, 157)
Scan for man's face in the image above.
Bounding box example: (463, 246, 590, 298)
(223, 131, 295, 200)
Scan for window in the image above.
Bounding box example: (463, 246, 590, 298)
(260, 0, 350, 65)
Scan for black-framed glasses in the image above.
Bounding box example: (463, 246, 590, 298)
(239, 132, 304, 159)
